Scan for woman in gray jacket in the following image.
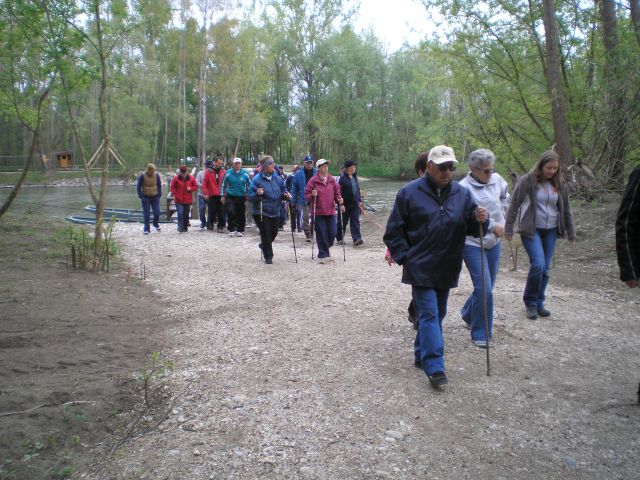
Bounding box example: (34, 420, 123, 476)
(460, 149, 510, 347)
(505, 150, 575, 319)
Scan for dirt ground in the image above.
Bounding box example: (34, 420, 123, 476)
(0, 216, 175, 479)
(1, 193, 639, 479)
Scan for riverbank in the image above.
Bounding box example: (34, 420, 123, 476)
(1, 195, 639, 479)
(0, 214, 174, 479)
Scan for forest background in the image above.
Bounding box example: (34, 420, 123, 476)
(1, 0, 639, 183)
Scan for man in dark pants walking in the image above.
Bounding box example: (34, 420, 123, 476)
(202, 157, 226, 232)
(249, 156, 290, 264)
(221, 157, 251, 237)
(384, 145, 488, 388)
(337, 160, 364, 246)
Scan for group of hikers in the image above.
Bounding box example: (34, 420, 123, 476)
(136, 154, 366, 264)
(137, 145, 639, 392)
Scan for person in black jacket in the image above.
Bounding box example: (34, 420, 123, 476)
(337, 160, 364, 246)
(384, 145, 488, 388)
(616, 165, 640, 288)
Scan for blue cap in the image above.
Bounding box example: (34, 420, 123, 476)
(304, 155, 313, 163)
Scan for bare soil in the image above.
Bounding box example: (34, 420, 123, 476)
(1, 193, 639, 480)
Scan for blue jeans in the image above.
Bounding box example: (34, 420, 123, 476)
(141, 196, 160, 233)
(197, 196, 207, 227)
(461, 243, 501, 342)
(412, 287, 450, 376)
(314, 215, 337, 258)
(521, 228, 558, 308)
(176, 203, 190, 232)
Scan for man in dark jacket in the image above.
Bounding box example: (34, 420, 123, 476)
(384, 145, 488, 388)
(249, 156, 290, 264)
(616, 165, 640, 288)
(337, 160, 364, 246)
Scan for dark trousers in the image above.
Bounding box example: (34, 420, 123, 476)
(253, 215, 279, 260)
(207, 196, 224, 230)
(314, 214, 337, 258)
(226, 196, 247, 233)
(141, 196, 160, 232)
(337, 204, 361, 242)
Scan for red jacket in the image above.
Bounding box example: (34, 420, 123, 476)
(202, 168, 226, 197)
(170, 174, 197, 204)
(304, 174, 342, 215)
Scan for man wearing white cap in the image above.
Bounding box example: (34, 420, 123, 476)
(384, 145, 489, 388)
(221, 157, 251, 237)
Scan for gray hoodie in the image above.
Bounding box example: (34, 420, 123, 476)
(459, 172, 510, 250)
(505, 172, 575, 240)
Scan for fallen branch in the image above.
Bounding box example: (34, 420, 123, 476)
(0, 400, 97, 418)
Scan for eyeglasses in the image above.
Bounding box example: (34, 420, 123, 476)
(473, 167, 494, 175)
(436, 163, 456, 172)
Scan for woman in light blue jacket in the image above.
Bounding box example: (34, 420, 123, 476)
(459, 149, 510, 348)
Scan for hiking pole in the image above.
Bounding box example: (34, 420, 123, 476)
(479, 221, 491, 376)
(311, 192, 317, 260)
(289, 201, 298, 263)
(259, 193, 263, 261)
(337, 202, 346, 262)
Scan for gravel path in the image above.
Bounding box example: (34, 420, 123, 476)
(91, 220, 640, 479)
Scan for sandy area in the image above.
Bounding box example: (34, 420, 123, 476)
(79, 205, 640, 480)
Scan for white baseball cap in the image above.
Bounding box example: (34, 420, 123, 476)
(428, 145, 458, 164)
(316, 159, 330, 168)
(232, 157, 242, 164)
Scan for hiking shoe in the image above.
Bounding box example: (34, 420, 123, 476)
(217, 228, 224, 234)
(229, 231, 236, 237)
(428, 372, 448, 388)
(414, 357, 422, 368)
(353, 239, 364, 246)
(305, 238, 312, 243)
(472, 339, 490, 348)
(143, 231, 150, 235)
(200, 224, 206, 229)
(236, 232, 244, 237)
(537, 307, 551, 317)
(526, 305, 538, 319)
(265, 258, 273, 264)
(336, 240, 345, 245)
(155, 227, 161, 233)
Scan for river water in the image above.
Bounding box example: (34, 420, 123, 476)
(0, 177, 408, 221)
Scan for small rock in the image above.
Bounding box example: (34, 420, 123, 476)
(177, 416, 187, 423)
(299, 466, 315, 478)
(384, 430, 405, 441)
(193, 449, 201, 456)
(563, 456, 577, 469)
(168, 449, 180, 456)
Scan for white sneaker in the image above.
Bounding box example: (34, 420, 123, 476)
(236, 232, 243, 237)
(155, 227, 161, 233)
(229, 231, 236, 237)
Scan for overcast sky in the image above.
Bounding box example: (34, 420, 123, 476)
(352, 0, 433, 52)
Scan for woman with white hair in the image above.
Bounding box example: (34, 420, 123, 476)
(459, 149, 510, 347)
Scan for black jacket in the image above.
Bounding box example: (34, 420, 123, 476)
(338, 173, 362, 207)
(384, 174, 486, 289)
(616, 166, 640, 282)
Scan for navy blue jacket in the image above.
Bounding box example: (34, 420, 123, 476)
(338, 173, 362, 207)
(383, 174, 485, 289)
(290, 167, 317, 207)
(249, 172, 288, 218)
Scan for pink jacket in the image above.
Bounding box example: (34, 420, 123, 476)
(304, 174, 342, 215)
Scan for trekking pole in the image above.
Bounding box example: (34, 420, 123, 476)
(479, 221, 491, 376)
(289, 201, 298, 263)
(311, 194, 317, 260)
(259, 194, 263, 261)
(337, 202, 346, 262)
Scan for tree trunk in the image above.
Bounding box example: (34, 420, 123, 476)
(541, 0, 573, 167)
(631, 0, 640, 48)
(0, 86, 51, 218)
(596, 0, 626, 185)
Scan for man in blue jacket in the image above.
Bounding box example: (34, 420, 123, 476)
(384, 145, 488, 388)
(249, 156, 290, 264)
(290, 155, 317, 242)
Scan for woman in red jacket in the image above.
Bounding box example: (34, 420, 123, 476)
(304, 159, 344, 262)
(202, 157, 226, 232)
(170, 165, 198, 232)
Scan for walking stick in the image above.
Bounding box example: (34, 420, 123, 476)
(311, 193, 317, 260)
(337, 202, 346, 262)
(259, 194, 263, 261)
(479, 221, 491, 376)
(289, 201, 298, 263)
